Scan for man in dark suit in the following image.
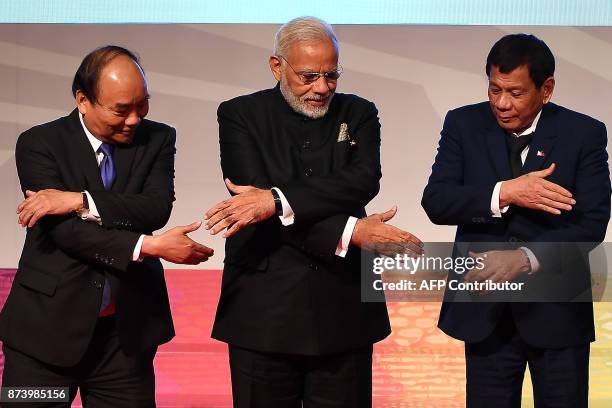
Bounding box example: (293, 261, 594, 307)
(204, 17, 423, 408)
(422, 34, 610, 407)
(0, 45, 213, 407)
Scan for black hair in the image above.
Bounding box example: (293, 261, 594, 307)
(486, 34, 555, 88)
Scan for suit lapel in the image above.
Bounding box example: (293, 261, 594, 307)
(66, 110, 106, 191)
(522, 104, 557, 174)
(112, 137, 138, 192)
(484, 108, 513, 180)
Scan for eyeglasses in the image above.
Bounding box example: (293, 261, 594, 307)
(277, 55, 342, 85)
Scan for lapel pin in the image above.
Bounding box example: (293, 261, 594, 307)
(537, 150, 545, 157)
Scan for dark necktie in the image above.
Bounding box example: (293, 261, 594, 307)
(98, 143, 116, 315)
(506, 133, 534, 178)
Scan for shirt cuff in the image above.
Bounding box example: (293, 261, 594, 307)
(519, 246, 540, 274)
(335, 216, 358, 258)
(272, 187, 295, 226)
(132, 235, 146, 262)
(491, 181, 509, 218)
(81, 190, 102, 224)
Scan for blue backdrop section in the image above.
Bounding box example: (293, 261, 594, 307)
(2, 0, 612, 25)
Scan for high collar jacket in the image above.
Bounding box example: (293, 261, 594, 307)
(212, 84, 391, 355)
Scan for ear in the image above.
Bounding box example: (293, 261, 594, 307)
(541, 77, 555, 104)
(75, 90, 90, 115)
(269, 55, 282, 81)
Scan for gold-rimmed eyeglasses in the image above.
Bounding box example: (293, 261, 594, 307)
(277, 55, 342, 85)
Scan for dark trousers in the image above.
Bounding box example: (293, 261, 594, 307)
(465, 311, 590, 408)
(1, 316, 157, 408)
(229, 344, 373, 408)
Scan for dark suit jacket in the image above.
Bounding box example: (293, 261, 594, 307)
(422, 102, 610, 348)
(211, 84, 391, 355)
(0, 109, 176, 366)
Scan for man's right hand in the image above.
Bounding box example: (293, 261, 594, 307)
(350, 207, 424, 257)
(141, 221, 214, 265)
(499, 163, 575, 215)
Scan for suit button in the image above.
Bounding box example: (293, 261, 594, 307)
(303, 140, 311, 149)
(309, 263, 318, 271)
(304, 168, 313, 177)
(93, 280, 102, 289)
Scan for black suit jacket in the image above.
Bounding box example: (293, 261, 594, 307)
(422, 102, 610, 348)
(0, 109, 176, 366)
(211, 84, 391, 355)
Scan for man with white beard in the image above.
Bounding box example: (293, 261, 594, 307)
(204, 16, 423, 408)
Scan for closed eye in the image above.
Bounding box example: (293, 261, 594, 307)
(299, 72, 321, 83)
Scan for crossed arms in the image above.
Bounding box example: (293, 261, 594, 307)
(15, 126, 213, 270)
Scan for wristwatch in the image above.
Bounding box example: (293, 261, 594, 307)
(270, 188, 283, 217)
(76, 191, 90, 219)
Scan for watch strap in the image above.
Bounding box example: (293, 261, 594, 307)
(270, 188, 283, 217)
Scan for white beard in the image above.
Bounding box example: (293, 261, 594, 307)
(280, 74, 333, 119)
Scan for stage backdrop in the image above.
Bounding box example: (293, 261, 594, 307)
(0, 24, 611, 407)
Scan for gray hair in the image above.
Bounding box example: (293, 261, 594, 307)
(273, 16, 339, 58)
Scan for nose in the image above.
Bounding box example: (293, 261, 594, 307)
(311, 75, 331, 95)
(495, 92, 512, 111)
(124, 110, 142, 127)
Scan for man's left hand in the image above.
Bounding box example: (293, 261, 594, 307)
(17, 189, 83, 228)
(204, 179, 275, 237)
(464, 249, 531, 293)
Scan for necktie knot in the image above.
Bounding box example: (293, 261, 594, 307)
(99, 143, 114, 157)
(506, 132, 534, 177)
(506, 133, 533, 155)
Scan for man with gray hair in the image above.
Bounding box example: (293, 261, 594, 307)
(205, 16, 422, 407)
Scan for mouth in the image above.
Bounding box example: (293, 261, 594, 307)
(120, 128, 136, 136)
(497, 115, 515, 123)
(303, 95, 330, 107)
(305, 99, 326, 107)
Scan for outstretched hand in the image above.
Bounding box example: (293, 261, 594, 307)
(141, 221, 214, 264)
(204, 179, 276, 237)
(350, 206, 424, 257)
